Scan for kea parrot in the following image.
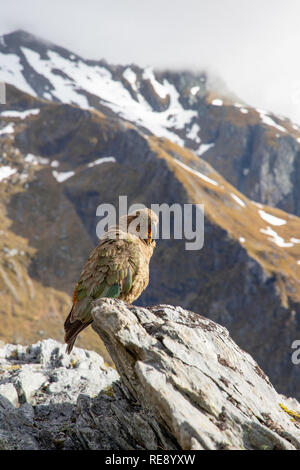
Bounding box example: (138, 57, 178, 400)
(64, 207, 158, 353)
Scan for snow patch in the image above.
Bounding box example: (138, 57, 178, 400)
(186, 123, 201, 143)
(231, 193, 246, 207)
(4, 248, 18, 257)
(211, 99, 223, 106)
(260, 226, 293, 248)
(173, 159, 219, 186)
(142, 67, 168, 99)
(21, 47, 90, 108)
(0, 123, 14, 136)
(0, 166, 17, 181)
(258, 210, 286, 226)
(52, 170, 74, 183)
(258, 109, 287, 133)
(1, 109, 40, 119)
(234, 103, 249, 113)
(24, 153, 49, 165)
(197, 143, 214, 156)
(123, 68, 138, 93)
(0, 52, 36, 97)
(87, 157, 116, 167)
(190, 86, 200, 96)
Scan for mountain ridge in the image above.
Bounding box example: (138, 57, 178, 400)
(1, 30, 300, 217)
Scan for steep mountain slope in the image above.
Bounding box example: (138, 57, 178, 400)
(1, 82, 300, 397)
(1, 30, 300, 217)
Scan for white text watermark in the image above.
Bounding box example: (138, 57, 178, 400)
(0, 82, 5, 104)
(95, 196, 204, 250)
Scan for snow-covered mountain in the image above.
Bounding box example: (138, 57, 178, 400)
(0, 30, 213, 148)
(2, 29, 300, 218)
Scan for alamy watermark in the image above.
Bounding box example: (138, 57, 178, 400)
(95, 196, 204, 251)
(0, 82, 5, 104)
(291, 340, 300, 365)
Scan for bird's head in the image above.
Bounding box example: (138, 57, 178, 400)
(120, 208, 158, 246)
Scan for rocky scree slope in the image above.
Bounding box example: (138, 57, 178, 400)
(1, 300, 300, 450)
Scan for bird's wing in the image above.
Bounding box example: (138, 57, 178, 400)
(70, 234, 141, 323)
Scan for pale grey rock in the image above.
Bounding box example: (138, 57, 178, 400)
(0, 383, 18, 406)
(91, 299, 300, 450)
(1, 304, 300, 450)
(0, 338, 118, 406)
(0, 338, 119, 449)
(15, 365, 47, 403)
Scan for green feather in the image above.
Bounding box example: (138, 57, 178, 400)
(98, 256, 109, 267)
(76, 280, 85, 290)
(81, 304, 92, 322)
(122, 268, 133, 294)
(91, 281, 107, 299)
(76, 287, 87, 301)
(106, 284, 121, 298)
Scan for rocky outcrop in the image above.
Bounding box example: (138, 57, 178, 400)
(1, 301, 300, 450)
(0, 338, 118, 449)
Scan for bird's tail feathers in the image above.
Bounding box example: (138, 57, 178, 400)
(64, 307, 92, 354)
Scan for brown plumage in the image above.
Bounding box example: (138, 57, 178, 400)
(64, 208, 158, 353)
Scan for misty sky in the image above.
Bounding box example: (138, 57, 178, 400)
(1, 0, 300, 123)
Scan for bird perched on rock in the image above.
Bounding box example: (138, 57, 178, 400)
(64, 207, 158, 353)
